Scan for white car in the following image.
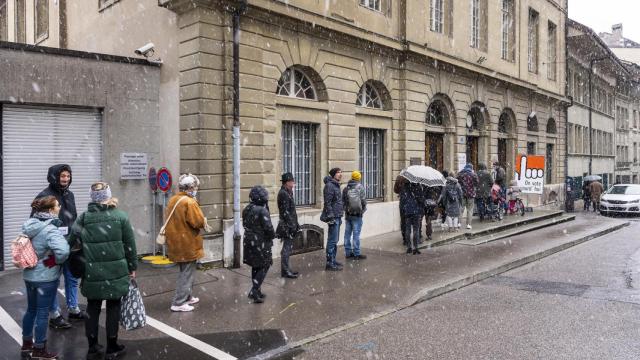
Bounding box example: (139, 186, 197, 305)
(600, 184, 640, 215)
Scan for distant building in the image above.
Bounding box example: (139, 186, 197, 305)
(600, 24, 640, 65)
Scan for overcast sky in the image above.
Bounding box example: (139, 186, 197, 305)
(569, 0, 640, 41)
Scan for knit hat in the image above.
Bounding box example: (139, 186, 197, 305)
(329, 167, 341, 178)
(281, 172, 295, 183)
(351, 171, 362, 182)
(90, 182, 112, 203)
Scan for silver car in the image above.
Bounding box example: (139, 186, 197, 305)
(600, 184, 640, 216)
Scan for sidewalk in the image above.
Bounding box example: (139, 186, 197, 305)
(0, 212, 627, 360)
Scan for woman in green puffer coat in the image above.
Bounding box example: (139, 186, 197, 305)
(69, 182, 137, 360)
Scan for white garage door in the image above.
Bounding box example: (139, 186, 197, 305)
(2, 106, 102, 270)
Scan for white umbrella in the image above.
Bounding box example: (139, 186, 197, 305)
(399, 165, 446, 187)
(584, 175, 602, 182)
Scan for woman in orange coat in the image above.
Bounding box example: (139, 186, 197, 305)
(165, 174, 211, 312)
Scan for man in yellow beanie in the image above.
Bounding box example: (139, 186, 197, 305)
(342, 171, 367, 260)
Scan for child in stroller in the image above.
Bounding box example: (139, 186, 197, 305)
(490, 180, 506, 221)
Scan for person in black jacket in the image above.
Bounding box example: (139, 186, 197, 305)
(32, 164, 83, 329)
(320, 168, 344, 271)
(243, 186, 276, 304)
(276, 173, 300, 279)
(400, 182, 424, 254)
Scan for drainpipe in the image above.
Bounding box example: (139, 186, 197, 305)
(232, 0, 247, 268)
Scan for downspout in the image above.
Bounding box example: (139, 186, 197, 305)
(232, 0, 247, 269)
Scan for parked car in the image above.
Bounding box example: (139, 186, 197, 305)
(600, 184, 640, 216)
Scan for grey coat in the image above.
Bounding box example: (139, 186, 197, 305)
(477, 164, 494, 198)
(438, 177, 464, 217)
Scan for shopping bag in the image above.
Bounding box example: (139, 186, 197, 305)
(120, 279, 146, 330)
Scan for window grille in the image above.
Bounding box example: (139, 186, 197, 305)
(528, 9, 539, 73)
(470, 0, 480, 48)
(282, 122, 316, 206)
(277, 68, 317, 100)
(501, 0, 514, 60)
(356, 82, 383, 109)
(547, 22, 557, 80)
(430, 0, 444, 33)
(359, 128, 385, 199)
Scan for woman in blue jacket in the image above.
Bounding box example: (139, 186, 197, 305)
(20, 195, 70, 360)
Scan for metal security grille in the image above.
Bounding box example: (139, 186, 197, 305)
(359, 128, 384, 199)
(282, 122, 316, 206)
(2, 106, 102, 270)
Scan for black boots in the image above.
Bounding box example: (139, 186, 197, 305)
(281, 270, 299, 278)
(105, 337, 126, 360)
(248, 291, 264, 303)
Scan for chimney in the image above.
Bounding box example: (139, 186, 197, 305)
(612, 23, 623, 40)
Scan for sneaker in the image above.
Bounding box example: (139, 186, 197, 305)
(48, 316, 71, 330)
(466, 225, 472, 230)
(30, 347, 58, 359)
(68, 310, 87, 320)
(170, 303, 194, 312)
(187, 297, 200, 305)
(325, 265, 343, 271)
(354, 254, 367, 260)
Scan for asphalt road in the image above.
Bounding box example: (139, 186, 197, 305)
(294, 217, 640, 360)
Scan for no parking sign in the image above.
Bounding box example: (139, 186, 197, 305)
(156, 167, 172, 193)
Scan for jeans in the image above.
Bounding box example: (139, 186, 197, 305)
(85, 299, 121, 348)
(463, 197, 475, 225)
(326, 217, 342, 266)
(172, 261, 197, 306)
(403, 214, 421, 250)
(344, 216, 364, 257)
(251, 265, 270, 294)
(50, 262, 79, 317)
(475, 197, 489, 220)
(23, 280, 59, 347)
(280, 237, 294, 274)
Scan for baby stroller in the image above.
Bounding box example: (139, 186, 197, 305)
(489, 184, 505, 221)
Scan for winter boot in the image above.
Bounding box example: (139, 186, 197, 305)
(106, 337, 126, 360)
(86, 344, 104, 360)
(30, 343, 58, 360)
(20, 338, 33, 359)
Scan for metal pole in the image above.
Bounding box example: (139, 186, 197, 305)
(152, 190, 157, 254)
(162, 192, 167, 258)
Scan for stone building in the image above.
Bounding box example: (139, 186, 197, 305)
(0, 0, 569, 267)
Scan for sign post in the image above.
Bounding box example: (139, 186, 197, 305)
(142, 167, 163, 264)
(151, 167, 175, 268)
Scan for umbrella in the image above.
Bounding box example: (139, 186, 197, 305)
(399, 165, 446, 187)
(584, 175, 602, 182)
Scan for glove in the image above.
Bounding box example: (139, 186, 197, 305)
(43, 254, 57, 268)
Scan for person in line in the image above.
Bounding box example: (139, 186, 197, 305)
(401, 182, 424, 254)
(589, 180, 605, 213)
(321, 168, 344, 271)
(438, 170, 450, 228)
(439, 176, 464, 232)
(394, 175, 408, 247)
(422, 184, 439, 241)
(475, 163, 493, 221)
(243, 186, 276, 303)
(490, 180, 505, 221)
(165, 174, 211, 312)
(343, 171, 367, 260)
(457, 164, 479, 230)
(582, 181, 592, 211)
(33, 164, 83, 329)
(507, 180, 522, 214)
(21, 196, 70, 360)
(68, 183, 137, 360)
(276, 172, 300, 279)
(493, 162, 508, 211)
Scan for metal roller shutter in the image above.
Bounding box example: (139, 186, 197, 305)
(2, 106, 102, 270)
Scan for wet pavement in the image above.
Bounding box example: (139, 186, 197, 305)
(0, 212, 627, 359)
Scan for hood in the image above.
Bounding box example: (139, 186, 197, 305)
(446, 177, 459, 185)
(249, 186, 269, 206)
(22, 218, 51, 238)
(478, 163, 487, 171)
(47, 164, 72, 191)
(463, 164, 474, 172)
(324, 176, 339, 186)
(347, 180, 359, 187)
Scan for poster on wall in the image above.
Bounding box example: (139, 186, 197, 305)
(515, 154, 545, 194)
(457, 153, 467, 172)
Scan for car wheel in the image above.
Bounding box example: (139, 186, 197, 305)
(600, 211, 608, 217)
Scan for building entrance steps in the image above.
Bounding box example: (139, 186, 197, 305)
(361, 210, 569, 254)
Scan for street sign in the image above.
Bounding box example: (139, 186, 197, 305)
(156, 167, 172, 193)
(120, 153, 148, 180)
(515, 154, 545, 194)
(148, 167, 157, 192)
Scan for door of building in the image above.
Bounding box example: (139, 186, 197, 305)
(498, 139, 507, 168)
(466, 136, 479, 170)
(1, 106, 102, 270)
(425, 132, 444, 170)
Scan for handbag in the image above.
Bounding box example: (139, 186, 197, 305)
(11, 234, 38, 269)
(156, 196, 188, 245)
(68, 214, 86, 278)
(120, 279, 146, 331)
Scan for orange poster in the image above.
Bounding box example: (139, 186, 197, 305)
(514, 154, 545, 194)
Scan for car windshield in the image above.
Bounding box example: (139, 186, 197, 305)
(607, 186, 640, 195)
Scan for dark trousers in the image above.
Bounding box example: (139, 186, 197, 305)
(280, 237, 293, 274)
(251, 265, 270, 294)
(404, 214, 421, 250)
(475, 197, 490, 220)
(400, 210, 407, 245)
(423, 215, 433, 239)
(85, 299, 121, 347)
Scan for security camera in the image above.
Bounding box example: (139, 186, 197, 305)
(134, 43, 155, 57)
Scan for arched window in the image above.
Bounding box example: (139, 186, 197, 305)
(427, 100, 449, 126)
(527, 114, 539, 132)
(276, 67, 317, 100)
(499, 112, 509, 133)
(467, 106, 484, 131)
(356, 82, 383, 109)
(546, 118, 557, 134)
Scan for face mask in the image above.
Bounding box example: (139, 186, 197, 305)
(188, 190, 198, 198)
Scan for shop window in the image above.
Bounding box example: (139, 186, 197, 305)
(359, 128, 385, 199)
(282, 122, 316, 206)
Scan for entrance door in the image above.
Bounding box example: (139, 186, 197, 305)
(425, 132, 444, 170)
(498, 139, 507, 168)
(466, 136, 479, 170)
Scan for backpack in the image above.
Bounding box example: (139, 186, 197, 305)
(11, 234, 38, 269)
(346, 185, 363, 215)
(446, 186, 458, 203)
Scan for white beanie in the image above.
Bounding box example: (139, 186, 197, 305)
(179, 173, 200, 191)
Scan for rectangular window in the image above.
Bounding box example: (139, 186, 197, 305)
(34, 0, 48, 42)
(0, 0, 7, 41)
(430, 0, 444, 33)
(527, 142, 536, 155)
(528, 8, 539, 73)
(501, 0, 515, 61)
(470, 0, 480, 48)
(282, 122, 316, 206)
(547, 22, 557, 80)
(582, 129, 588, 154)
(359, 128, 385, 199)
(568, 124, 574, 153)
(546, 144, 554, 184)
(359, 0, 381, 11)
(15, 0, 25, 42)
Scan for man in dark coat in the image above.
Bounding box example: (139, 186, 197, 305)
(400, 182, 424, 255)
(475, 163, 494, 221)
(457, 164, 479, 230)
(33, 164, 82, 329)
(276, 172, 300, 279)
(321, 168, 344, 271)
(243, 186, 275, 303)
(394, 175, 409, 246)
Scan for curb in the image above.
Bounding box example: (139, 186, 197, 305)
(255, 221, 629, 360)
